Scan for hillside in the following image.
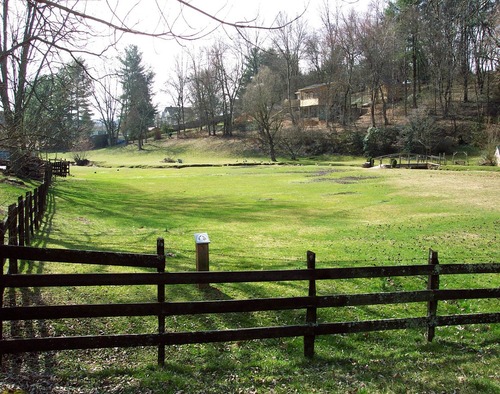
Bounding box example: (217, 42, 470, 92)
(81, 92, 498, 168)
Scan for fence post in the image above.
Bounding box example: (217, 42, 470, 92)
(18, 196, 25, 247)
(33, 188, 39, 231)
(41, 182, 47, 216)
(38, 182, 46, 225)
(304, 251, 317, 358)
(0, 219, 4, 367)
(36, 185, 43, 226)
(195, 233, 210, 289)
(7, 204, 18, 274)
(157, 237, 166, 367)
(427, 249, 440, 342)
(25, 192, 32, 244)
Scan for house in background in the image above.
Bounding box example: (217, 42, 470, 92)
(295, 83, 332, 119)
(295, 83, 362, 123)
(159, 106, 180, 126)
(158, 106, 196, 129)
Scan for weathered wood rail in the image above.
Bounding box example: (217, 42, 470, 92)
(1, 243, 498, 366)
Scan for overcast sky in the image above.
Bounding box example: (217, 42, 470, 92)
(84, 0, 376, 107)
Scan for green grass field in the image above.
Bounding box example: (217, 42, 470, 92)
(1, 140, 499, 393)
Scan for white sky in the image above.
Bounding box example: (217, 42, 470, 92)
(83, 0, 376, 107)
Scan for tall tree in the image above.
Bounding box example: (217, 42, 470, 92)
(460, 0, 498, 101)
(421, 0, 460, 116)
(386, 0, 426, 112)
(188, 49, 220, 136)
(358, 10, 395, 127)
(166, 55, 189, 136)
(211, 39, 245, 136)
(243, 67, 284, 162)
(311, 6, 363, 126)
(59, 59, 94, 147)
(24, 59, 93, 151)
(118, 45, 155, 150)
(93, 69, 121, 147)
(272, 13, 307, 124)
(305, 5, 342, 126)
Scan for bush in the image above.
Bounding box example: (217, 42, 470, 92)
(338, 130, 364, 155)
(154, 128, 162, 140)
(73, 151, 90, 166)
(399, 111, 441, 154)
(363, 126, 399, 158)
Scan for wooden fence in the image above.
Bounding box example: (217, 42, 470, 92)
(1, 242, 498, 366)
(49, 159, 70, 177)
(0, 164, 52, 267)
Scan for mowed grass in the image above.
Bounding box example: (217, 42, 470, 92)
(2, 153, 499, 393)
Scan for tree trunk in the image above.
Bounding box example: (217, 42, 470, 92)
(412, 34, 418, 109)
(379, 86, 389, 126)
(370, 88, 377, 128)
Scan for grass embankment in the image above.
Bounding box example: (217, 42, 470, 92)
(60, 133, 364, 168)
(0, 177, 39, 218)
(1, 141, 499, 393)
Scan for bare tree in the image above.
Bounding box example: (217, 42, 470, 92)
(188, 49, 221, 136)
(421, 1, 460, 117)
(357, 9, 394, 127)
(243, 67, 284, 162)
(314, 5, 361, 126)
(305, 5, 341, 126)
(92, 69, 121, 147)
(272, 13, 308, 124)
(337, 10, 364, 125)
(386, 1, 425, 113)
(166, 54, 189, 136)
(211, 39, 245, 136)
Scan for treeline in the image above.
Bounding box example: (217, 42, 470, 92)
(167, 0, 498, 160)
(0, 1, 498, 173)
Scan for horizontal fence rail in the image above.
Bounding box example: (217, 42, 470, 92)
(1, 245, 164, 269)
(1, 243, 499, 365)
(2, 264, 498, 288)
(3, 289, 499, 321)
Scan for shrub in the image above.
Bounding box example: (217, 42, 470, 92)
(363, 126, 399, 158)
(73, 151, 90, 166)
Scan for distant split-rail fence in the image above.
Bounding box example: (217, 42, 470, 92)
(49, 159, 70, 177)
(1, 241, 498, 366)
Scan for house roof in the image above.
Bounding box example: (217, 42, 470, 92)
(296, 83, 330, 93)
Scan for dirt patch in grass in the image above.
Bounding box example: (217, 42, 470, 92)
(310, 175, 378, 184)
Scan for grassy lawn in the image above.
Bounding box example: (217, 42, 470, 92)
(1, 143, 499, 393)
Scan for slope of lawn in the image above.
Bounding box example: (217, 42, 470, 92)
(1, 144, 499, 393)
(59, 133, 366, 168)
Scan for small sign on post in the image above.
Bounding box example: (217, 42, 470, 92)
(194, 233, 210, 288)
